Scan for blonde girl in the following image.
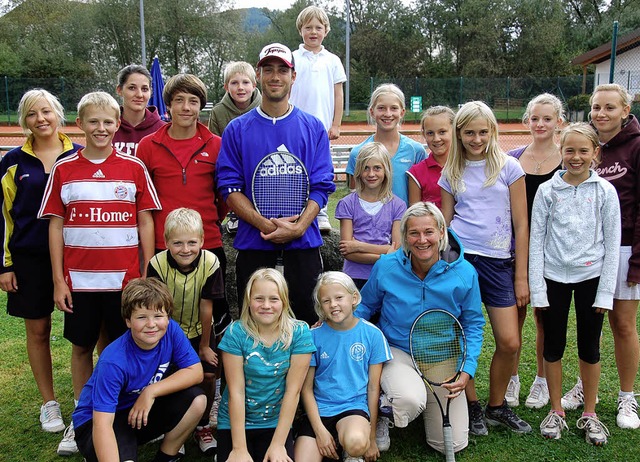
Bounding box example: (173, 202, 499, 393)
(407, 106, 456, 207)
(336, 142, 406, 289)
(562, 83, 640, 429)
(439, 101, 530, 435)
(0, 89, 81, 436)
(346, 84, 426, 204)
(216, 268, 315, 462)
(532, 124, 619, 445)
(505, 93, 564, 410)
(295, 272, 391, 461)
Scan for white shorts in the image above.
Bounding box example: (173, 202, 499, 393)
(614, 246, 640, 301)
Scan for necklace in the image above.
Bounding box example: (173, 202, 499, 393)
(528, 149, 558, 174)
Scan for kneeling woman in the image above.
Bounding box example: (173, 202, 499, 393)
(356, 202, 484, 454)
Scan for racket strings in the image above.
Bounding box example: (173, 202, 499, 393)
(253, 152, 310, 218)
(411, 317, 465, 385)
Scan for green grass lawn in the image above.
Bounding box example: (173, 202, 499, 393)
(1, 188, 638, 461)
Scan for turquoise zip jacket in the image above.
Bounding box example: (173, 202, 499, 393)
(0, 133, 81, 271)
(355, 229, 485, 378)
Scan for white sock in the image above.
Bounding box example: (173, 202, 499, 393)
(619, 390, 635, 399)
(74, 399, 79, 408)
(534, 376, 547, 385)
(511, 375, 520, 384)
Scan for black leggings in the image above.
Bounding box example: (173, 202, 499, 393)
(541, 277, 604, 365)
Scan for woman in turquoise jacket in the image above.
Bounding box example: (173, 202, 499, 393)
(355, 201, 484, 455)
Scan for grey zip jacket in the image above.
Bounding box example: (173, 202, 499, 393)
(529, 169, 621, 309)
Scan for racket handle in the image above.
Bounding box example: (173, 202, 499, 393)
(275, 251, 284, 275)
(443, 425, 455, 462)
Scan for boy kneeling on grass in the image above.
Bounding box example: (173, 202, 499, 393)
(72, 278, 206, 462)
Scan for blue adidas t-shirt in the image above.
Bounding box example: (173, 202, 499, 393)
(311, 318, 392, 416)
(72, 320, 198, 428)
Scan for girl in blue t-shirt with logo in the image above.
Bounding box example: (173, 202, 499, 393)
(294, 272, 392, 462)
(439, 101, 531, 436)
(216, 268, 315, 462)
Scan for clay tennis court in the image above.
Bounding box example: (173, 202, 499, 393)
(0, 122, 532, 153)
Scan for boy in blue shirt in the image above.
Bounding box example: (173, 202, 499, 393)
(72, 278, 206, 462)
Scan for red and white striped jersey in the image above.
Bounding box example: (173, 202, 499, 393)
(39, 149, 161, 291)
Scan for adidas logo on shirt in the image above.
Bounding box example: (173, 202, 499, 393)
(320, 352, 330, 360)
(92, 169, 106, 178)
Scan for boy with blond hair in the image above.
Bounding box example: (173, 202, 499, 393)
(208, 61, 262, 137)
(39, 91, 161, 455)
(147, 208, 228, 455)
(289, 5, 346, 231)
(208, 61, 262, 233)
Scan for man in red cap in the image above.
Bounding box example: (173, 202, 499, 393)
(216, 43, 336, 325)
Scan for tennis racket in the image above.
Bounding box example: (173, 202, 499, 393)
(409, 309, 467, 462)
(252, 151, 310, 274)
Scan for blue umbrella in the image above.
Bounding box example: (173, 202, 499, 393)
(149, 56, 168, 121)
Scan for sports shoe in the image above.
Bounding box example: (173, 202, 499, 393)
(225, 213, 238, 234)
(375, 416, 392, 452)
(616, 395, 640, 429)
(485, 401, 532, 433)
(343, 451, 365, 462)
(576, 415, 609, 446)
(540, 411, 568, 440)
(194, 425, 217, 455)
(317, 214, 333, 232)
(505, 377, 520, 407)
(468, 400, 488, 436)
(40, 400, 65, 432)
(525, 380, 550, 409)
(561, 378, 599, 410)
(57, 423, 78, 456)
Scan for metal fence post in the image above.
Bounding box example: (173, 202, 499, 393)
(4, 76, 9, 124)
(609, 21, 618, 84)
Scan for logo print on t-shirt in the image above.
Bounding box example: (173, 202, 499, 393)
(114, 184, 128, 200)
(92, 169, 106, 178)
(350, 343, 366, 361)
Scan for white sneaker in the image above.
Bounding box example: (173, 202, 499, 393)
(57, 423, 78, 456)
(577, 415, 609, 446)
(561, 378, 599, 410)
(194, 425, 217, 455)
(40, 400, 65, 432)
(525, 381, 550, 409)
(375, 416, 392, 452)
(505, 378, 520, 407)
(540, 411, 568, 440)
(317, 214, 332, 232)
(616, 395, 640, 429)
(343, 451, 365, 462)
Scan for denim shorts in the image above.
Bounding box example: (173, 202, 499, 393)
(464, 253, 516, 308)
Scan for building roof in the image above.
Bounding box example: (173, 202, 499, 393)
(572, 28, 640, 66)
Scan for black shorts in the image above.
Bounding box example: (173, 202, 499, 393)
(63, 291, 126, 347)
(6, 252, 54, 320)
(75, 385, 204, 462)
(236, 248, 323, 326)
(296, 409, 370, 439)
(217, 427, 294, 462)
(188, 334, 217, 374)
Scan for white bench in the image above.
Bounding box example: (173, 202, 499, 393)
(331, 145, 352, 183)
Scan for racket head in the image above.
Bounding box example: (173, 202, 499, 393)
(251, 151, 310, 218)
(409, 309, 467, 386)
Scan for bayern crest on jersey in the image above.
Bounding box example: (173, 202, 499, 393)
(114, 184, 128, 200)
